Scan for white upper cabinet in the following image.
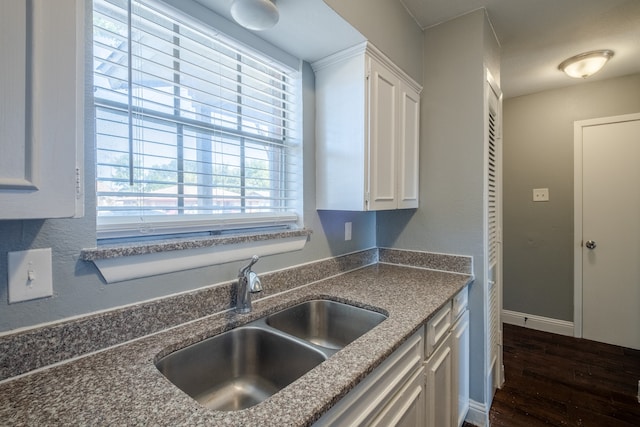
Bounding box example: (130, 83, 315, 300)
(313, 42, 421, 211)
(0, 0, 84, 219)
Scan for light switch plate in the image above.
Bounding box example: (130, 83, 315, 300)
(533, 188, 549, 202)
(8, 248, 53, 303)
(344, 222, 352, 241)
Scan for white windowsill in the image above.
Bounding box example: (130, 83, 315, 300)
(81, 229, 311, 283)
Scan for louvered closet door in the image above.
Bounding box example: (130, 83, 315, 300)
(486, 74, 503, 391)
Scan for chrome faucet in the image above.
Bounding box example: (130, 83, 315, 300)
(236, 255, 263, 313)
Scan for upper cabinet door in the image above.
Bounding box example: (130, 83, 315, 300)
(0, 0, 84, 219)
(368, 58, 400, 211)
(397, 81, 420, 209)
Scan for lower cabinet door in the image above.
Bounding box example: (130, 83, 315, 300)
(425, 333, 453, 427)
(452, 310, 470, 427)
(371, 367, 426, 427)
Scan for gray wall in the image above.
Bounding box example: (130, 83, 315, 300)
(377, 9, 499, 408)
(324, 0, 423, 84)
(502, 73, 640, 321)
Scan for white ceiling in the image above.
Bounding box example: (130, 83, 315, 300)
(193, 0, 640, 98)
(401, 0, 640, 98)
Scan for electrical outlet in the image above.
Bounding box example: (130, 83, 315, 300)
(533, 188, 549, 202)
(8, 248, 53, 303)
(345, 222, 352, 241)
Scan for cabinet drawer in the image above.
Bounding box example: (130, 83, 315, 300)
(314, 328, 424, 426)
(452, 286, 468, 321)
(426, 302, 452, 357)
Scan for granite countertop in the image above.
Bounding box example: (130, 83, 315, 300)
(0, 263, 471, 426)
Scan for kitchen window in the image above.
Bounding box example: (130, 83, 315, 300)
(92, 0, 302, 240)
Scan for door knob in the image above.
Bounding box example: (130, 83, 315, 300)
(585, 240, 597, 250)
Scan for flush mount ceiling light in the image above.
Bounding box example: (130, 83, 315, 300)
(230, 0, 279, 31)
(558, 50, 614, 79)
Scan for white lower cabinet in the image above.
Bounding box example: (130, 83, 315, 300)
(314, 329, 425, 426)
(315, 286, 469, 427)
(424, 286, 469, 427)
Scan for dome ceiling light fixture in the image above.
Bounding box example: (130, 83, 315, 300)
(230, 0, 279, 31)
(558, 49, 614, 79)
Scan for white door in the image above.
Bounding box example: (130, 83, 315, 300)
(575, 114, 640, 350)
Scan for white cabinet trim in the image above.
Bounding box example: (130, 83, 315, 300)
(311, 42, 421, 94)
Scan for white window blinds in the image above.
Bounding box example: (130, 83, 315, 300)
(93, 0, 301, 239)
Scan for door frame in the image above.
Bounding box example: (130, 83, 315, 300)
(573, 112, 640, 338)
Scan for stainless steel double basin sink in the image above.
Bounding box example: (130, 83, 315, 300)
(155, 299, 387, 411)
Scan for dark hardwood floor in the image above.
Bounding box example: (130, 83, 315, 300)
(469, 323, 640, 426)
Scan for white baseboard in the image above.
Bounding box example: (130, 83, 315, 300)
(502, 309, 574, 337)
(465, 399, 489, 427)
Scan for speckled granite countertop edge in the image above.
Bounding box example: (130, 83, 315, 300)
(0, 264, 472, 427)
(80, 229, 313, 260)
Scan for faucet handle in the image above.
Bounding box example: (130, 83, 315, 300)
(248, 271, 262, 293)
(239, 255, 260, 276)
